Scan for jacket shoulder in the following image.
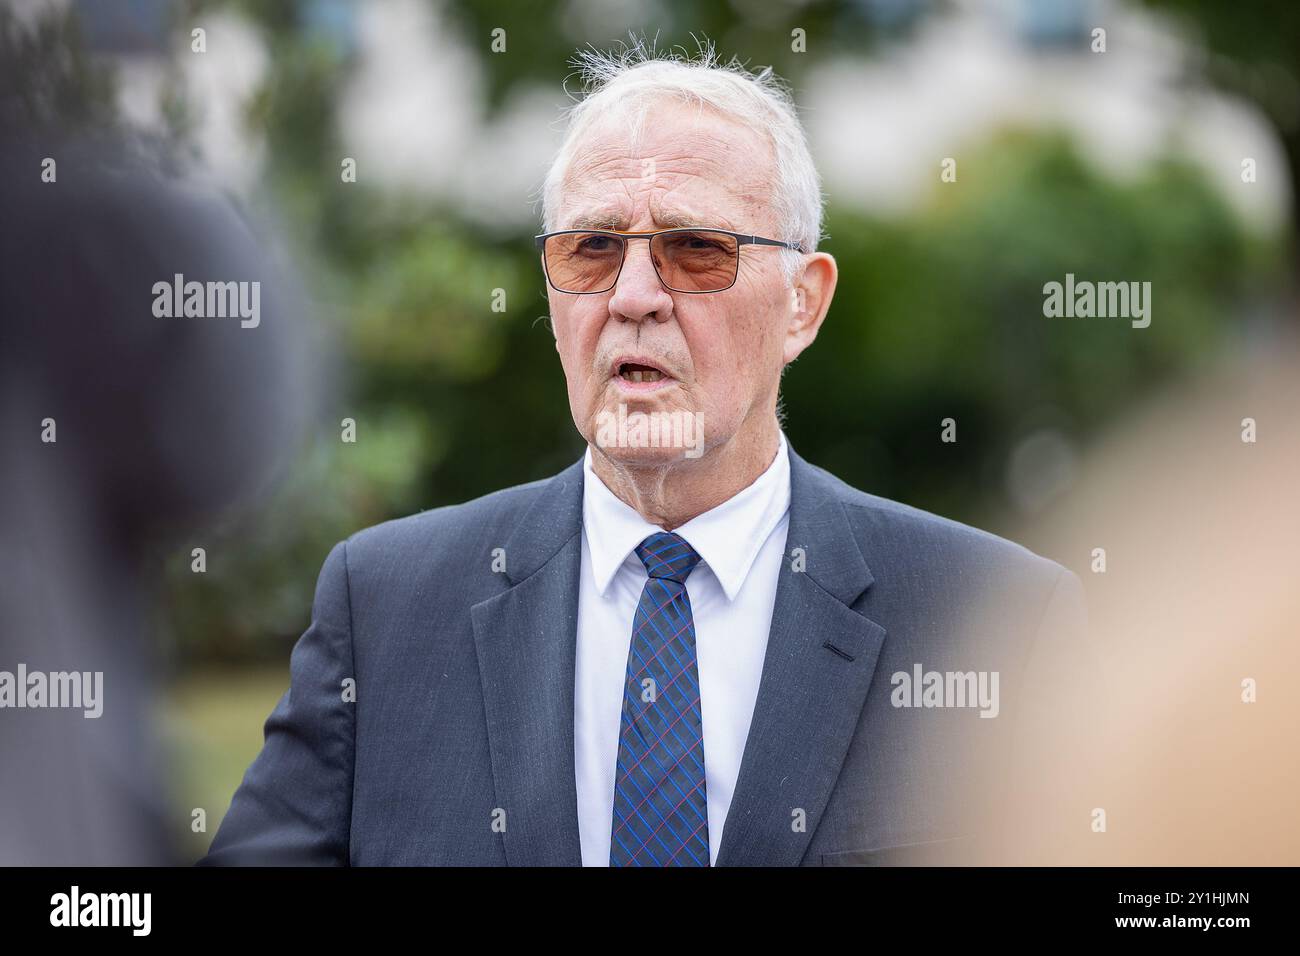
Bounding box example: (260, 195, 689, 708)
(340, 468, 565, 570)
(806, 459, 1067, 586)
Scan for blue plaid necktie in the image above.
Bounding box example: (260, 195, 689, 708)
(609, 531, 709, 867)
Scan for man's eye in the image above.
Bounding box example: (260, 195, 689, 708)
(577, 236, 617, 253)
(671, 235, 724, 251)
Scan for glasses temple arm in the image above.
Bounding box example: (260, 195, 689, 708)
(744, 235, 806, 253)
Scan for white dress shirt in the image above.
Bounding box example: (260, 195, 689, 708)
(574, 431, 792, 865)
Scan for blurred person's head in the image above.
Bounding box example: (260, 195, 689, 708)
(0, 118, 319, 863)
(539, 42, 837, 490)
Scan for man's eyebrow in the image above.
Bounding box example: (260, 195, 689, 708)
(567, 211, 626, 230)
(656, 208, 735, 230)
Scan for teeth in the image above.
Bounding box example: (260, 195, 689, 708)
(623, 369, 663, 383)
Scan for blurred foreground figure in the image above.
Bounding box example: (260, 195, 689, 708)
(0, 135, 314, 864)
(962, 338, 1300, 864)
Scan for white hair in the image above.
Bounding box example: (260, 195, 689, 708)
(541, 38, 824, 282)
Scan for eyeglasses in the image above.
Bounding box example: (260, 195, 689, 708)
(534, 227, 805, 295)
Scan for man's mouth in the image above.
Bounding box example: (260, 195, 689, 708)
(611, 357, 674, 388)
(618, 362, 666, 383)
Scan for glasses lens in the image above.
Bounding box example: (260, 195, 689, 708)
(650, 230, 740, 292)
(544, 232, 624, 293)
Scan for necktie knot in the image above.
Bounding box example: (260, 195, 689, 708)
(635, 532, 701, 584)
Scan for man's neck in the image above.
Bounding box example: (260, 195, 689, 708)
(589, 419, 782, 531)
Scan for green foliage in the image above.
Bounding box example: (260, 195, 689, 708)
(785, 130, 1271, 520)
(14, 1, 1279, 663)
(444, 0, 914, 112)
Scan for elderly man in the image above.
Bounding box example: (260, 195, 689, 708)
(203, 47, 1087, 867)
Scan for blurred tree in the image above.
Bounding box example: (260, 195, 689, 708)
(784, 131, 1270, 524)
(441, 0, 926, 111)
(6, 0, 1278, 662)
(1144, 0, 1300, 279)
(0, 3, 117, 132)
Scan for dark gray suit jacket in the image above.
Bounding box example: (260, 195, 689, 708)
(201, 441, 1087, 866)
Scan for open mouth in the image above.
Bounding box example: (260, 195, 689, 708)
(617, 362, 668, 383)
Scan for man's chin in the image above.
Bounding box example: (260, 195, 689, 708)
(591, 440, 702, 468)
(585, 395, 710, 463)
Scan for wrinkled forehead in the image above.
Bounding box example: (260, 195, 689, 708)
(554, 99, 778, 233)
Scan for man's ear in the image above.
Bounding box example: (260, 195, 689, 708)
(783, 251, 837, 366)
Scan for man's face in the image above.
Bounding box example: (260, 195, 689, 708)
(547, 101, 798, 466)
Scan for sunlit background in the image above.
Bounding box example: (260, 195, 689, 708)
(2, 0, 1296, 861)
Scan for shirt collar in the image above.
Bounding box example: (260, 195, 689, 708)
(581, 430, 791, 602)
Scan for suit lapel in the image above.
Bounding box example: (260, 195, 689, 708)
(470, 441, 886, 867)
(471, 458, 585, 866)
(715, 447, 887, 866)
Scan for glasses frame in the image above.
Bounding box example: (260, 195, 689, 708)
(534, 227, 806, 295)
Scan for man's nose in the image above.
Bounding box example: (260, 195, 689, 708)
(608, 240, 674, 323)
